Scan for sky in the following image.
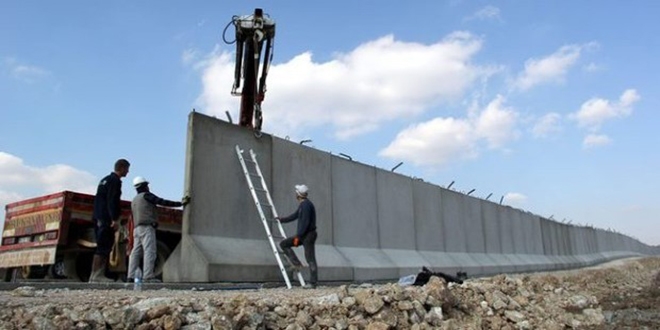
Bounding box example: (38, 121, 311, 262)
(1, 1, 658, 246)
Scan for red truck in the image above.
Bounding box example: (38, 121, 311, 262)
(0, 191, 182, 282)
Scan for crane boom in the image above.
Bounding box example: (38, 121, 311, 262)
(228, 8, 275, 134)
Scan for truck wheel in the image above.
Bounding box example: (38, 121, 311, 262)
(63, 254, 79, 281)
(153, 240, 171, 279)
(11, 265, 48, 281)
(75, 252, 93, 282)
(48, 258, 67, 279)
(1, 268, 9, 282)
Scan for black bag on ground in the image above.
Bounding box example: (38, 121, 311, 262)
(413, 266, 466, 285)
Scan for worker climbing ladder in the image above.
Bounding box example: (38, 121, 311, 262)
(235, 145, 306, 289)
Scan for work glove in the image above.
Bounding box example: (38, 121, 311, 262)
(292, 236, 300, 247)
(182, 195, 191, 206)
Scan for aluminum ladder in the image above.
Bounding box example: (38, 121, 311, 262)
(235, 145, 306, 289)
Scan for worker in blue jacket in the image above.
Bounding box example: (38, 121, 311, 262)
(276, 184, 318, 288)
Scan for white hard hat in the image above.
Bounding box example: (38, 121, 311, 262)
(133, 176, 149, 187)
(295, 184, 308, 197)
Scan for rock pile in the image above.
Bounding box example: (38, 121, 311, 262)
(0, 257, 658, 329)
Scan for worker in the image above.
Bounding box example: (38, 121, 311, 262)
(89, 158, 130, 283)
(128, 176, 190, 283)
(275, 184, 318, 288)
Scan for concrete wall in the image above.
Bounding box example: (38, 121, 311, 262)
(164, 113, 656, 283)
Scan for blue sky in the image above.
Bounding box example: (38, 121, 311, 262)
(1, 1, 658, 245)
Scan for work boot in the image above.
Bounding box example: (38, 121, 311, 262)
(302, 283, 317, 290)
(288, 264, 303, 275)
(88, 255, 114, 283)
(282, 249, 302, 268)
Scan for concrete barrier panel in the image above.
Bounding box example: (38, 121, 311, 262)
(440, 189, 484, 274)
(551, 221, 570, 269)
(271, 138, 353, 281)
(540, 218, 553, 255)
(521, 212, 544, 255)
(331, 157, 397, 280)
(169, 113, 278, 282)
(508, 208, 526, 254)
(377, 171, 429, 275)
(332, 157, 378, 248)
(570, 227, 587, 266)
(186, 113, 273, 239)
(498, 206, 515, 254)
(492, 205, 526, 271)
(462, 196, 502, 275)
(413, 181, 444, 252)
(413, 182, 468, 275)
(272, 138, 333, 244)
(377, 171, 415, 250)
(463, 196, 486, 253)
(595, 229, 605, 252)
(520, 212, 551, 270)
(441, 189, 467, 252)
(481, 200, 502, 254)
(559, 223, 580, 268)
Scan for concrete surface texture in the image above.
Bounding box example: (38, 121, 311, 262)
(164, 112, 660, 283)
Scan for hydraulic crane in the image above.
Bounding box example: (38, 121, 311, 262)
(224, 8, 276, 136)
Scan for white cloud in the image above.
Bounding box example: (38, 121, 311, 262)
(380, 95, 519, 166)
(583, 62, 603, 72)
(582, 134, 612, 148)
(195, 32, 497, 139)
(3, 57, 50, 83)
(0, 190, 24, 212)
(181, 48, 200, 65)
(474, 95, 519, 148)
(570, 89, 640, 131)
(512, 43, 597, 91)
(465, 5, 503, 22)
(532, 112, 562, 138)
(503, 192, 527, 207)
(379, 117, 478, 167)
(0, 152, 99, 236)
(0, 152, 97, 198)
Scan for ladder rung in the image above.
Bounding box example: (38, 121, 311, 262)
(258, 202, 273, 208)
(253, 187, 267, 193)
(271, 234, 286, 239)
(248, 172, 261, 177)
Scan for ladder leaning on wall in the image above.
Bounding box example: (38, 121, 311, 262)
(235, 145, 306, 289)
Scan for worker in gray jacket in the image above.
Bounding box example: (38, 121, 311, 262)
(128, 176, 190, 282)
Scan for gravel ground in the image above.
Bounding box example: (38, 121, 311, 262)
(1, 257, 658, 329)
